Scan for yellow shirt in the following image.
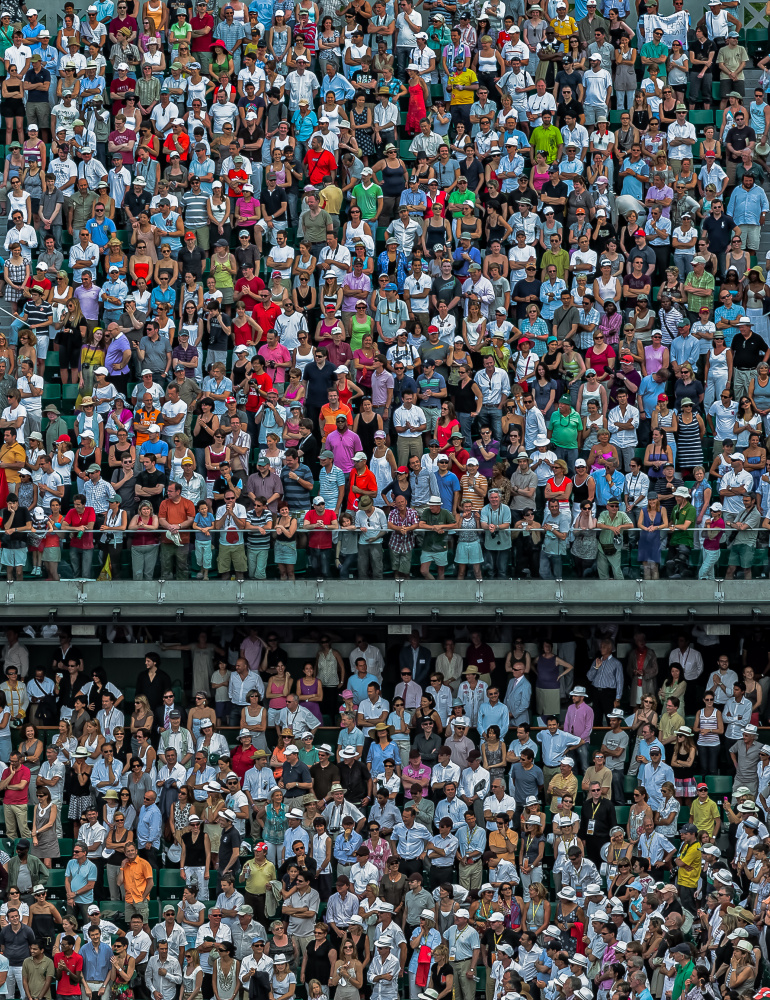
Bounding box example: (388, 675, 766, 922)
(550, 15, 577, 51)
(243, 858, 276, 895)
(675, 841, 702, 888)
(320, 184, 343, 215)
(547, 772, 578, 813)
(449, 69, 477, 106)
(659, 710, 685, 742)
(690, 797, 720, 836)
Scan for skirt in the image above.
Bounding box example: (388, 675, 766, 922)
(31, 822, 60, 859)
(536, 687, 561, 716)
(455, 539, 482, 564)
(1, 97, 24, 117)
(69, 792, 96, 820)
(675, 776, 697, 798)
(274, 540, 297, 564)
(205, 822, 222, 852)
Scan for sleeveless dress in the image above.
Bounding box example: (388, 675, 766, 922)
(353, 107, 375, 155)
(316, 649, 339, 689)
(371, 453, 393, 507)
(356, 414, 378, 459)
(244, 705, 268, 752)
(406, 81, 427, 135)
(673, 744, 696, 798)
(676, 415, 703, 469)
(300, 679, 323, 722)
(31, 803, 59, 859)
(638, 508, 662, 565)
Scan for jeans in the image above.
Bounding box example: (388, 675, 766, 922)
(674, 251, 695, 282)
(247, 547, 269, 580)
(616, 89, 636, 109)
(70, 547, 93, 579)
(396, 46, 411, 78)
(195, 539, 212, 569)
(131, 543, 159, 580)
(309, 547, 331, 578)
(484, 547, 510, 578)
(698, 547, 721, 579)
(457, 411, 474, 446)
(358, 543, 383, 579)
(539, 550, 563, 579)
(160, 542, 189, 580)
(553, 446, 578, 476)
(479, 403, 502, 440)
(7, 964, 25, 999)
(332, 549, 355, 579)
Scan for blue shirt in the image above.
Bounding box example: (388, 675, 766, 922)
(282, 824, 309, 859)
(150, 285, 177, 312)
(536, 728, 582, 766)
(65, 857, 98, 904)
(434, 797, 467, 832)
(318, 464, 347, 510)
(333, 830, 362, 864)
(136, 803, 162, 849)
(669, 333, 700, 369)
(638, 374, 667, 415)
(138, 438, 170, 462)
(727, 184, 769, 226)
(436, 470, 460, 512)
(715, 303, 742, 342)
(201, 375, 233, 415)
(81, 942, 114, 982)
(367, 740, 399, 773)
(476, 701, 511, 739)
(592, 468, 625, 506)
(455, 822, 487, 858)
(151, 210, 182, 251)
(320, 73, 355, 101)
(639, 759, 675, 810)
(399, 189, 428, 217)
(452, 245, 481, 279)
(85, 216, 116, 248)
(291, 109, 318, 143)
(337, 726, 364, 752)
(620, 157, 649, 200)
(348, 672, 378, 705)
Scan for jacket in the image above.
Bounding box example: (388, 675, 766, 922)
(399, 644, 432, 686)
(7, 853, 48, 889)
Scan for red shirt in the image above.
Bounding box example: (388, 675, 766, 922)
(1, 763, 30, 805)
(348, 468, 377, 510)
(110, 77, 134, 115)
(190, 12, 214, 51)
(163, 130, 190, 162)
(245, 371, 273, 414)
(108, 127, 136, 165)
(226, 168, 249, 198)
(234, 275, 265, 312)
(25, 276, 51, 295)
(304, 508, 335, 548)
(53, 952, 83, 996)
(304, 148, 336, 186)
(252, 302, 281, 336)
(63, 506, 96, 549)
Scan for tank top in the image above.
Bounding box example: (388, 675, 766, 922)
(580, 385, 603, 417)
(753, 376, 770, 412)
(644, 343, 665, 374)
(750, 101, 768, 134)
(572, 475, 591, 505)
(206, 447, 226, 481)
(371, 452, 393, 506)
(696, 707, 719, 745)
(381, 163, 406, 197)
(344, 220, 368, 249)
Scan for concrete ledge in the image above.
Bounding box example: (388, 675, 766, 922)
(0, 577, 767, 623)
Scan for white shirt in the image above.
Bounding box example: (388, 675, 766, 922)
(393, 403, 427, 437)
(719, 468, 754, 514)
(666, 120, 697, 161)
(1, 405, 27, 443)
(668, 645, 704, 682)
(5, 43, 31, 71)
(482, 791, 516, 831)
(459, 764, 491, 802)
(607, 404, 640, 449)
(474, 368, 511, 406)
(318, 243, 351, 282)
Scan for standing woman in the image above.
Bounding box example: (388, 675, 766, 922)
(666, 41, 689, 104)
(693, 691, 723, 776)
(202, 783, 225, 868)
(637, 492, 667, 580)
(28, 886, 62, 955)
(31, 786, 59, 868)
(19, 725, 43, 804)
(180, 814, 211, 902)
(301, 923, 336, 994)
(212, 941, 239, 1000)
(105, 937, 135, 1000)
(330, 938, 363, 1000)
(207, 183, 233, 252)
(1, 65, 25, 147)
(263, 786, 286, 866)
(614, 34, 638, 110)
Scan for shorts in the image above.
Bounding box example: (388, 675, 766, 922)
(728, 544, 754, 569)
(26, 102, 50, 130)
(720, 78, 745, 100)
(217, 543, 247, 574)
(35, 333, 49, 359)
(124, 900, 149, 922)
(455, 539, 483, 564)
(194, 225, 210, 253)
(389, 549, 413, 575)
(0, 547, 27, 567)
(420, 548, 449, 566)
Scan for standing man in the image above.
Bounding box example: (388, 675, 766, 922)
(117, 842, 154, 930)
(443, 908, 480, 1000)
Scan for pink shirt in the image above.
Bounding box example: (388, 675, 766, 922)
(563, 701, 594, 742)
(325, 428, 363, 473)
(402, 762, 431, 798)
(258, 343, 292, 385)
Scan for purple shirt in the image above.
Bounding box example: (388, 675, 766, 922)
(325, 428, 363, 473)
(74, 284, 102, 321)
(342, 271, 371, 312)
(644, 184, 674, 219)
(371, 369, 395, 407)
(563, 701, 594, 742)
(471, 438, 499, 478)
(105, 332, 132, 375)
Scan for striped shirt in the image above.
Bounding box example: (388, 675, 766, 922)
(182, 191, 209, 229)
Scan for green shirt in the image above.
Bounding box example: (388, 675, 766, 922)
(641, 40, 668, 78)
(597, 510, 632, 546)
(541, 248, 570, 282)
(548, 408, 582, 448)
(351, 181, 382, 222)
(669, 502, 696, 548)
(419, 506, 454, 551)
(529, 124, 563, 164)
(685, 269, 715, 314)
(447, 189, 476, 217)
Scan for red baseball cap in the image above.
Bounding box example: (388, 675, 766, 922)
(634, 228, 646, 236)
(226, 396, 236, 404)
(397, 466, 408, 473)
(184, 231, 196, 238)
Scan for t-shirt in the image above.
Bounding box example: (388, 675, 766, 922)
(53, 952, 83, 996)
(63, 507, 96, 549)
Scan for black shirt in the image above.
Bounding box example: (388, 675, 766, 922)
(459, 156, 483, 191)
(260, 186, 287, 220)
(725, 125, 756, 162)
(1, 505, 29, 546)
(511, 278, 542, 321)
(337, 759, 370, 801)
(480, 928, 519, 966)
(135, 469, 165, 512)
(178, 246, 205, 282)
(218, 824, 241, 875)
(702, 213, 735, 255)
(731, 331, 768, 369)
(235, 244, 260, 276)
(538, 180, 568, 223)
(556, 98, 585, 127)
(297, 431, 320, 476)
(303, 361, 337, 408)
(124, 189, 152, 220)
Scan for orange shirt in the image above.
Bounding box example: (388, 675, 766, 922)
(320, 403, 353, 442)
(120, 855, 153, 903)
(348, 468, 377, 510)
